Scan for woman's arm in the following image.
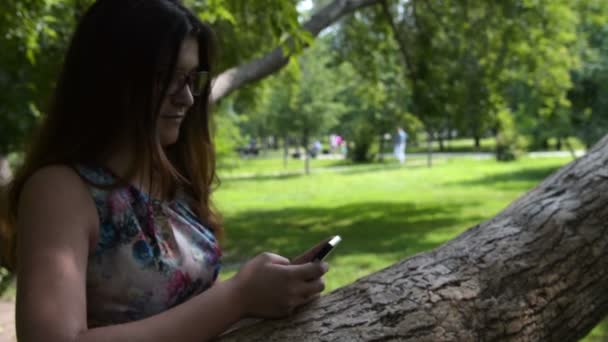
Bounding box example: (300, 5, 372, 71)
(16, 165, 326, 342)
(16, 165, 97, 341)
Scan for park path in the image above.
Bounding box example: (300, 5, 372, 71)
(0, 302, 15, 342)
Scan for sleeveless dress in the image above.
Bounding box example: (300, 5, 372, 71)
(74, 164, 222, 327)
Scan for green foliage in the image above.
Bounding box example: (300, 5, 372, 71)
(495, 107, 524, 161)
(568, 0, 608, 148)
(213, 101, 245, 167)
(188, 0, 311, 72)
(292, 40, 347, 141)
(345, 117, 376, 162)
(240, 37, 348, 153)
(0, 0, 85, 154)
(333, 0, 592, 161)
(0, 267, 14, 299)
(2, 0, 607, 161)
(331, 19, 413, 162)
(0, 0, 311, 155)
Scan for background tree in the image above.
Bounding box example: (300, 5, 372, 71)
(568, 0, 608, 149)
(290, 39, 347, 173)
(260, 61, 302, 168)
(244, 38, 347, 173)
(378, 0, 581, 163)
(330, 12, 418, 162)
(0, 0, 84, 171)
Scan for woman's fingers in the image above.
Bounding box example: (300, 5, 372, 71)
(295, 277, 325, 298)
(286, 261, 328, 281)
(292, 290, 322, 310)
(301, 293, 321, 306)
(274, 263, 327, 305)
(237, 252, 330, 318)
(264, 252, 291, 266)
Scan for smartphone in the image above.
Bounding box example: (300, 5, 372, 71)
(312, 235, 342, 261)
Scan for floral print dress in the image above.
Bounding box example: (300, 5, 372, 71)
(74, 164, 222, 327)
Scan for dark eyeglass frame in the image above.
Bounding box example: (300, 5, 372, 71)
(164, 70, 210, 98)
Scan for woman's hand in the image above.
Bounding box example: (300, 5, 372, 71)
(232, 252, 328, 318)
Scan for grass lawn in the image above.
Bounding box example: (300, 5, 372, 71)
(0, 153, 603, 339)
(215, 154, 606, 340)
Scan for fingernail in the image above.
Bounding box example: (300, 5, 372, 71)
(321, 262, 329, 273)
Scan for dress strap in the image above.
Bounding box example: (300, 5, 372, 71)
(72, 163, 118, 187)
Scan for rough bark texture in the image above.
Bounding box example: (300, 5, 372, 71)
(217, 135, 608, 341)
(210, 0, 381, 102)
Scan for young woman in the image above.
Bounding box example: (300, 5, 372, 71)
(1, 0, 328, 340)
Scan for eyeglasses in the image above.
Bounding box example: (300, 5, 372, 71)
(164, 70, 209, 98)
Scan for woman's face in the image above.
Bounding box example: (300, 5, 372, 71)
(157, 36, 199, 146)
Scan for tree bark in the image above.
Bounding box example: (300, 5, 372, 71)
(210, 0, 382, 102)
(218, 134, 608, 341)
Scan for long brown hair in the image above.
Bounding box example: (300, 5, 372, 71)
(0, 0, 222, 271)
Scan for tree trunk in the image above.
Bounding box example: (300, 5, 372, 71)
(303, 134, 310, 175)
(474, 135, 481, 150)
(563, 136, 578, 161)
(218, 134, 608, 341)
(426, 130, 433, 168)
(283, 135, 289, 169)
(210, 0, 382, 102)
(446, 128, 453, 151)
(378, 133, 385, 162)
(541, 138, 549, 151)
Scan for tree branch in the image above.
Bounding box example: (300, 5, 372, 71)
(210, 0, 382, 102)
(380, 0, 415, 79)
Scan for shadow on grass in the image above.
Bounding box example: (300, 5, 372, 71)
(331, 161, 442, 176)
(220, 200, 486, 265)
(444, 165, 562, 190)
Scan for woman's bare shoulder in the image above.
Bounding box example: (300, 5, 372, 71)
(22, 164, 88, 196)
(19, 164, 98, 231)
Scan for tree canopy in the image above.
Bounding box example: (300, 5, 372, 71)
(1, 0, 608, 159)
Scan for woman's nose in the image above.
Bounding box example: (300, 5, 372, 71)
(172, 83, 195, 108)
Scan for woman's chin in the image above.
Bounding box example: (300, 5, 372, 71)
(158, 116, 185, 146)
(159, 131, 180, 146)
